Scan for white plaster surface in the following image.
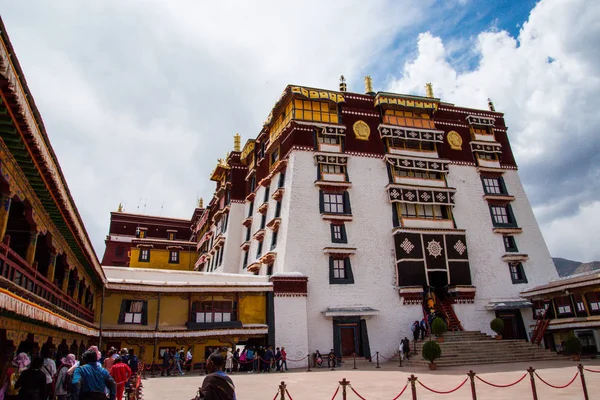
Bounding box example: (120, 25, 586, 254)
(273, 295, 309, 369)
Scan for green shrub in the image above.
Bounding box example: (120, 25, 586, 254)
(431, 317, 447, 337)
(564, 336, 582, 355)
(422, 340, 442, 363)
(490, 318, 504, 335)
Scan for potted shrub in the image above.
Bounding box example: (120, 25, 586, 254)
(490, 318, 504, 340)
(431, 317, 447, 343)
(422, 340, 442, 370)
(564, 336, 582, 361)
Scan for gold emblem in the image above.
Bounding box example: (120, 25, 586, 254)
(447, 130, 462, 150)
(353, 120, 370, 141)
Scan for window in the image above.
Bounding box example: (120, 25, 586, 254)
(490, 205, 517, 227)
(169, 250, 180, 264)
(260, 142, 266, 159)
(256, 241, 263, 258)
(260, 214, 267, 229)
(383, 110, 435, 129)
(330, 223, 347, 243)
(397, 203, 449, 220)
(270, 230, 278, 250)
(294, 99, 339, 124)
(139, 248, 150, 262)
(218, 246, 225, 265)
(270, 148, 279, 166)
(503, 236, 518, 252)
(477, 152, 498, 161)
(586, 292, 600, 313)
(245, 227, 251, 241)
(388, 137, 435, 151)
(137, 229, 147, 239)
(322, 164, 343, 174)
(194, 299, 237, 324)
(318, 135, 340, 145)
(482, 177, 507, 195)
(119, 300, 147, 325)
(263, 187, 270, 203)
(278, 171, 286, 188)
(275, 201, 282, 218)
(508, 262, 527, 284)
(393, 167, 441, 180)
(222, 213, 229, 233)
(472, 126, 492, 135)
(320, 192, 351, 214)
(574, 294, 587, 315)
(266, 264, 274, 276)
(555, 296, 573, 315)
(250, 177, 256, 192)
(242, 251, 249, 269)
(329, 257, 354, 284)
(248, 201, 254, 217)
(115, 245, 124, 257)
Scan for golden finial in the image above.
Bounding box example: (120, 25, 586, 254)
(117, 203, 123, 212)
(198, 197, 204, 208)
(487, 98, 495, 112)
(234, 133, 241, 152)
(339, 75, 347, 92)
(364, 76, 374, 95)
(425, 83, 434, 98)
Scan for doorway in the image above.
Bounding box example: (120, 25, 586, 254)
(496, 310, 527, 340)
(339, 326, 357, 356)
(332, 318, 371, 360)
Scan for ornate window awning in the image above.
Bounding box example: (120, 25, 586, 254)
(470, 141, 502, 154)
(485, 300, 532, 311)
(314, 154, 348, 165)
(466, 115, 495, 126)
(323, 246, 357, 256)
(379, 124, 444, 142)
(387, 184, 456, 205)
(323, 306, 379, 318)
(385, 155, 449, 173)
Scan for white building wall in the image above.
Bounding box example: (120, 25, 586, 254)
(220, 202, 244, 274)
(273, 294, 309, 368)
(279, 150, 419, 357)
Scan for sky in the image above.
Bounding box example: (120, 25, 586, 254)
(1, 0, 599, 263)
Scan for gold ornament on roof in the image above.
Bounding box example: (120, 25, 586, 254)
(198, 197, 204, 208)
(447, 130, 463, 150)
(353, 120, 371, 141)
(117, 203, 123, 212)
(339, 75, 347, 92)
(425, 83, 434, 98)
(234, 134, 241, 151)
(364, 76, 374, 94)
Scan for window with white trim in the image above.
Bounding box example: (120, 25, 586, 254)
(490, 204, 517, 227)
(508, 262, 527, 284)
(139, 248, 150, 262)
(332, 259, 346, 279)
(323, 193, 344, 213)
(169, 250, 180, 264)
(393, 167, 441, 180)
(482, 177, 506, 195)
(322, 164, 343, 174)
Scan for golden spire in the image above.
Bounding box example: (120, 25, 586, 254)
(117, 203, 123, 212)
(425, 83, 434, 98)
(364, 76, 374, 95)
(198, 197, 203, 208)
(487, 98, 496, 112)
(234, 133, 241, 151)
(339, 75, 347, 92)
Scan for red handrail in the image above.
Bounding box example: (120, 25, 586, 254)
(0, 241, 93, 322)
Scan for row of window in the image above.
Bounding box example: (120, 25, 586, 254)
(118, 298, 239, 325)
(135, 228, 178, 240)
(139, 248, 180, 264)
(534, 292, 600, 319)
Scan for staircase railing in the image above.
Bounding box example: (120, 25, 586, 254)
(437, 294, 464, 332)
(531, 307, 550, 346)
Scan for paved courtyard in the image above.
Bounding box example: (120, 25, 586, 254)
(142, 359, 600, 399)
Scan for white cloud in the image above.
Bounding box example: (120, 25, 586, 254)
(387, 0, 600, 261)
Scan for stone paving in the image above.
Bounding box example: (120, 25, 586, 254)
(142, 359, 600, 399)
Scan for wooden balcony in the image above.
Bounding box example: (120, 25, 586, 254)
(0, 241, 94, 323)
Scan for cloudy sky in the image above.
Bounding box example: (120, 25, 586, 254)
(2, 0, 599, 262)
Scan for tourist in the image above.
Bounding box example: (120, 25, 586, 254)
(185, 349, 193, 372)
(280, 347, 288, 372)
(420, 318, 427, 340)
(232, 349, 240, 373)
(103, 349, 115, 371)
(109, 357, 131, 400)
(67, 347, 102, 376)
(411, 321, 420, 342)
(263, 347, 273, 373)
(327, 349, 336, 369)
(14, 356, 46, 400)
(41, 348, 56, 400)
(72, 350, 116, 400)
(274, 348, 282, 372)
(257, 347, 265, 373)
(250, 347, 258, 373)
(314, 350, 323, 368)
(173, 349, 184, 376)
(402, 337, 410, 360)
(398, 341, 405, 361)
(126, 349, 138, 376)
(119, 349, 129, 366)
(160, 350, 171, 377)
(225, 349, 233, 374)
(195, 354, 235, 400)
(55, 354, 76, 400)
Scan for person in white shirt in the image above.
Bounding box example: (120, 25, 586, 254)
(41, 348, 56, 400)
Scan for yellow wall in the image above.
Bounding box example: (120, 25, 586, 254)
(239, 293, 267, 324)
(129, 248, 196, 271)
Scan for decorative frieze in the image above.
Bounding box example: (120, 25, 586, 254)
(466, 115, 495, 126)
(470, 141, 502, 154)
(314, 154, 348, 165)
(379, 125, 444, 142)
(388, 185, 456, 205)
(385, 156, 449, 173)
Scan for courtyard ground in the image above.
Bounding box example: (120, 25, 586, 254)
(142, 359, 600, 399)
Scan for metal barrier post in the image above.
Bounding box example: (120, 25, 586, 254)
(527, 367, 538, 400)
(353, 353, 357, 370)
(408, 374, 418, 400)
(142, 363, 146, 380)
(150, 362, 155, 378)
(467, 370, 477, 400)
(577, 364, 589, 400)
(339, 378, 350, 400)
(376, 351, 381, 368)
(278, 381, 286, 400)
(307, 354, 312, 372)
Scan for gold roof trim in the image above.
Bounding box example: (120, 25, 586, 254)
(240, 139, 256, 162)
(209, 158, 231, 181)
(375, 93, 439, 110)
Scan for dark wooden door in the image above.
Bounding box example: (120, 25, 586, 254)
(500, 315, 517, 339)
(340, 327, 356, 356)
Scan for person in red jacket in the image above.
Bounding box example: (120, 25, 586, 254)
(109, 357, 131, 400)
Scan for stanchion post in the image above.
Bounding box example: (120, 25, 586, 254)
(339, 378, 350, 400)
(142, 363, 146, 380)
(577, 364, 589, 400)
(376, 351, 381, 368)
(150, 361, 155, 378)
(408, 374, 418, 400)
(353, 353, 357, 370)
(467, 370, 477, 400)
(278, 381, 286, 400)
(307, 354, 312, 372)
(527, 366, 538, 400)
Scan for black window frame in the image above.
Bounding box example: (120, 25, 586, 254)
(319, 191, 351, 215)
(275, 201, 282, 218)
(242, 251, 249, 269)
(245, 226, 251, 241)
(508, 262, 528, 284)
(330, 223, 347, 244)
(489, 204, 517, 227)
(118, 299, 148, 325)
(260, 213, 267, 229)
(248, 201, 254, 218)
(503, 235, 518, 252)
(266, 264, 274, 276)
(256, 241, 263, 258)
(481, 176, 508, 195)
(139, 248, 150, 262)
(270, 230, 278, 250)
(329, 256, 354, 284)
(168, 250, 180, 264)
(278, 171, 286, 188)
(263, 186, 270, 203)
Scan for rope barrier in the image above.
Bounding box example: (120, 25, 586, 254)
(329, 385, 340, 400)
(417, 377, 468, 394)
(348, 384, 367, 400)
(583, 367, 600, 373)
(476, 373, 528, 388)
(391, 382, 408, 400)
(285, 389, 294, 400)
(271, 391, 279, 400)
(534, 371, 579, 389)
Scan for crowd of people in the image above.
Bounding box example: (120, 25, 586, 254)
(0, 347, 139, 400)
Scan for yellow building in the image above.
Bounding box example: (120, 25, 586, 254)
(99, 267, 272, 365)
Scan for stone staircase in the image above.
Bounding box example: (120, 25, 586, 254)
(402, 331, 561, 367)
